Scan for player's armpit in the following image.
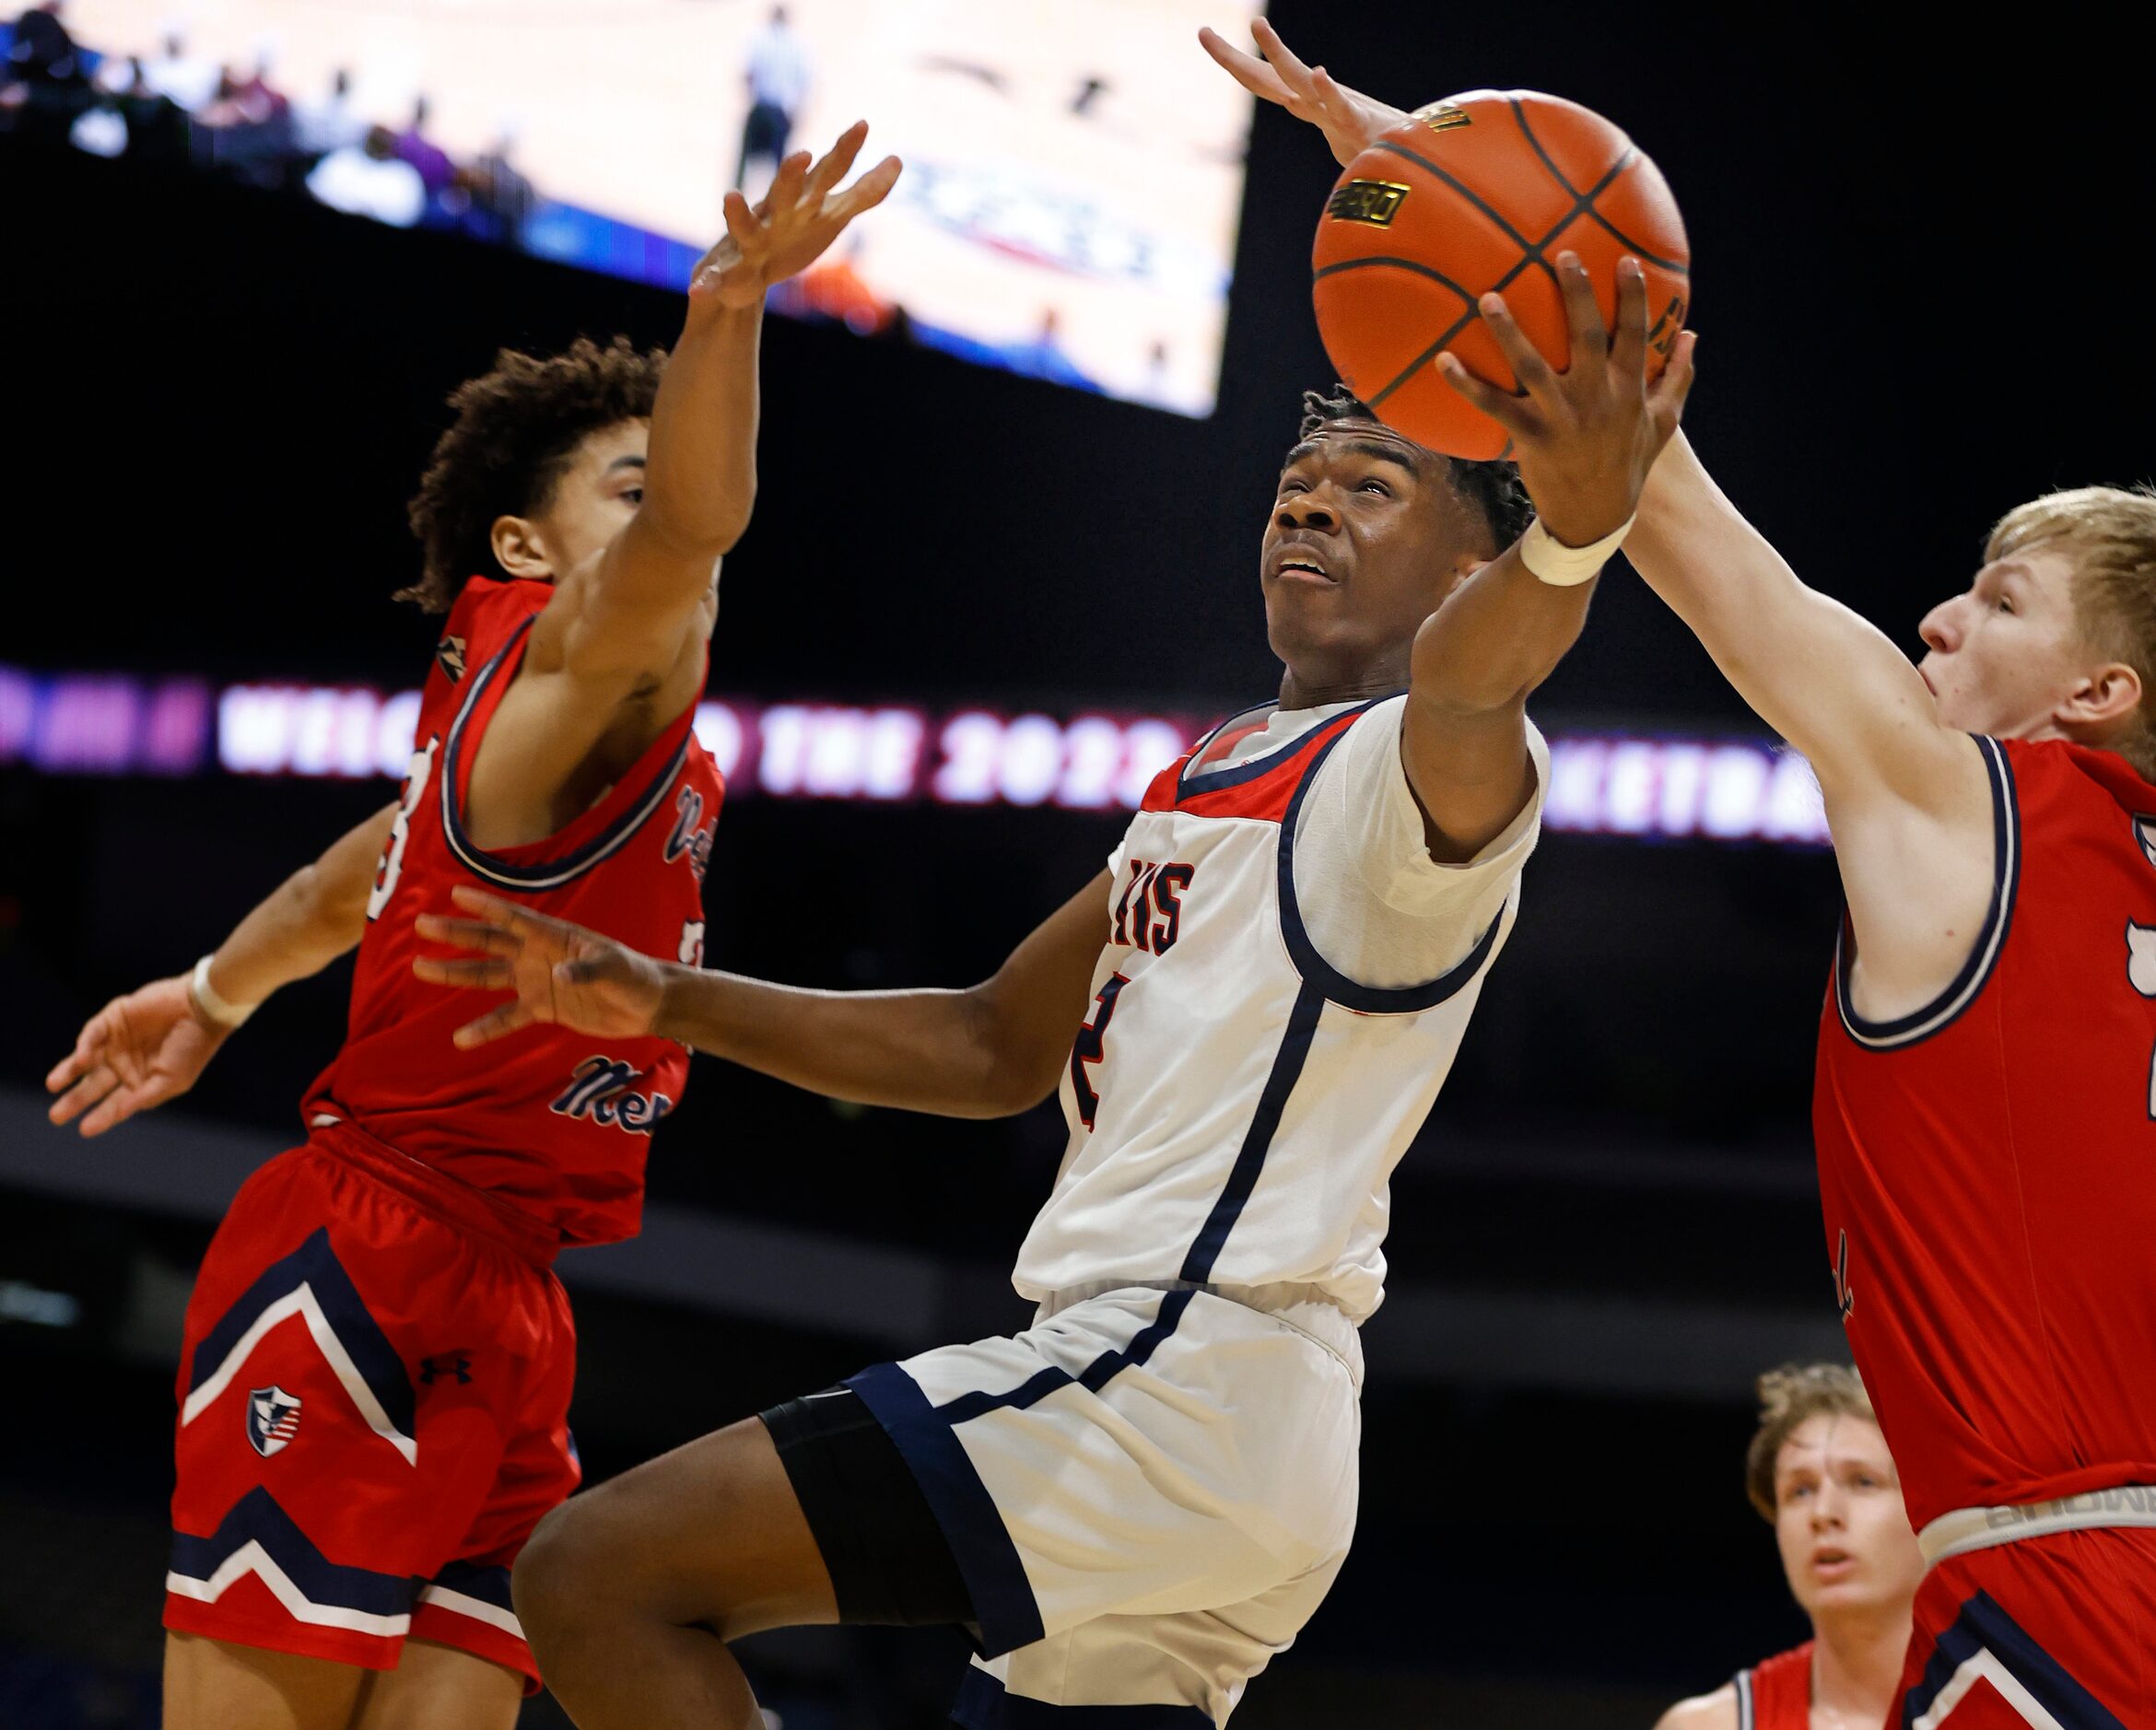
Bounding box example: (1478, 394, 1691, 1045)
(1399, 695, 1540, 863)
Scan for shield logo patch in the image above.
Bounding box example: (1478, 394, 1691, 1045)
(247, 1385, 303, 1457)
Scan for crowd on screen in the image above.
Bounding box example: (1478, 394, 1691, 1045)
(1, 1, 536, 242)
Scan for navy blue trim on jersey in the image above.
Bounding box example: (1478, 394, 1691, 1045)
(1178, 982, 1325, 1282)
(185, 1227, 413, 1442)
(953, 1669, 1214, 1728)
(429, 1560, 514, 1611)
(846, 1361, 1045, 1657)
(1835, 735, 2020, 1050)
(1901, 1590, 2122, 1729)
(1174, 695, 1390, 801)
(932, 1290, 1197, 1427)
(170, 1488, 415, 1619)
(1276, 719, 1506, 1013)
(438, 616, 692, 893)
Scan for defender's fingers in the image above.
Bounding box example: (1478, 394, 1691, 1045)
(804, 120, 868, 202)
(416, 913, 520, 956)
(1251, 17, 1320, 95)
(412, 954, 516, 989)
(47, 1034, 100, 1091)
(82, 1074, 178, 1139)
(49, 1065, 118, 1127)
(1477, 292, 1559, 398)
(720, 188, 759, 252)
(762, 147, 812, 216)
(1647, 330, 1700, 432)
(1197, 26, 1292, 103)
(1608, 256, 1650, 380)
(828, 154, 901, 220)
(1554, 252, 1608, 367)
(453, 1001, 535, 1050)
(1435, 352, 1531, 430)
(448, 886, 577, 940)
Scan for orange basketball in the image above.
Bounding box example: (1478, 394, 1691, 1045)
(1311, 90, 1691, 461)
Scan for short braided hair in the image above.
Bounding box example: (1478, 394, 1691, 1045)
(1297, 384, 1531, 555)
(401, 335, 669, 614)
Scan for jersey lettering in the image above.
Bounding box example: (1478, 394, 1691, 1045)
(548, 1055, 677, 1135)
(1069, 972, 1131, 1131)
(664, 786, 716, 882)
(2127, 921, 2156, 1114)
(1111, 859, 1198, 955)
(367, 736, 439, 921)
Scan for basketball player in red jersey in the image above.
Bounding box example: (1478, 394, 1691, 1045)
(1658, 1364, 1922, 1730)
(41, 126, 897, 1730)
(1211, 20, 2156, 1723)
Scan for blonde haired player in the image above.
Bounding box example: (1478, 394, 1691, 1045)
(1657, 1365, 1922, 1730)
(1213, 19, 2156, 1723)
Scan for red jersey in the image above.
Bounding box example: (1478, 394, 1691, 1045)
(1814, 735, 2156, 1530)
(1732, 1639, 1811, 1730)
(306, 576, 722, 1247)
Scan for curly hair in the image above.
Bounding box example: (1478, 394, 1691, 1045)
(1743, 1362, 1878, 1521)
(399, 335, 670, 614)
(1297, 384, 1532, 555)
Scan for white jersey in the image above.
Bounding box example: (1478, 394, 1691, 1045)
(1012, 693, 1547, 1323)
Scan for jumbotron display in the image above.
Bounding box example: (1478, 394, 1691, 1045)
(0, 665, 1828, 845)
(25, 0, 1258, 415)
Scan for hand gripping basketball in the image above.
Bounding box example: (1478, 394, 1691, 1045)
(1442, 252, 1698, 550)
(414, 888, 670, 1049)
(688, 120, 902, 311)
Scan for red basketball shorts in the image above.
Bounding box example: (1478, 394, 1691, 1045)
(1892, 1527, 2156, 1726)
(163, 1121, 577, 1691)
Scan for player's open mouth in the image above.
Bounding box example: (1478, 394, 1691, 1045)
(1811, 1547, 1854, 1575)
(1271, 555, 1338, 585)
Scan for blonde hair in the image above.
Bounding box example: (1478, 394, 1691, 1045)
(1744, 1362, 1876, 1521)
(1987, 485, 2156, 772)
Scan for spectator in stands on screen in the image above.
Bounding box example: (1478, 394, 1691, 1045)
(107, 54, 188, 166)
(198, 53, 294, 189)
(141, 30, 217, 114)
(460, 131, 536, 246)
(393, 93, 456, 196)
(733, 4, 808, 195)
(306, 123, 425, 228)
(1, 1, 91, 144)
(292, 66, 362, 163)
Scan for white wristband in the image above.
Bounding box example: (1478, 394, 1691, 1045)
(1519, 513, 1635, 587)
(190, 954, 257, 1030)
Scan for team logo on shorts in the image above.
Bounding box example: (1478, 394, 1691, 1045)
(247, 1385, 303, 1457)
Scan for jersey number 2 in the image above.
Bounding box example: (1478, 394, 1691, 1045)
(368, 737, 439, 921)
(1069, 972, 1130, 1131)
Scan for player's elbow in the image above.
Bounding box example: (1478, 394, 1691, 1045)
(963, 986, 1064, 1118)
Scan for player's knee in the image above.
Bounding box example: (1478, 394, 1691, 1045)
(511, 1500, 600, 1657)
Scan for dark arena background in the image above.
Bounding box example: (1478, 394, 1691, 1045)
(4, 3, 2152, 1725)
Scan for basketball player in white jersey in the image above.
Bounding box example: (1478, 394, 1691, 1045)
(411, 244, 1695, 1725)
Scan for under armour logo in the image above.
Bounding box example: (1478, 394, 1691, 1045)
(1833, 1230, 1856, 1323)
(419, 1353, 473, 1385)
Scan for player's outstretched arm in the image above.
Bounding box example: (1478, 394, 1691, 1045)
(1625, 433, 1982, 813)
(537, 123, 901, 687)
(1197, 18, 1406, 167)
(415, 874, 1111, 1120)
(45, 801, 398, 1137)
(1402, 254, 1695, 857)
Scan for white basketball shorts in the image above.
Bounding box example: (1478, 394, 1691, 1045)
(844, 1282, 1363, 1725)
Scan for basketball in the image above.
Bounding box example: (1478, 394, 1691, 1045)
(1311, 90, 1691, 461)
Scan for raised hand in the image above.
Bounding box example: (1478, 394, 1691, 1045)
(414, 888, 670, 1050)
(1438, 252, 1699, 547)
(689, 120, 902, 310)
(46, 975, 229, 1137)
(1197, 18, 1407, 168)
